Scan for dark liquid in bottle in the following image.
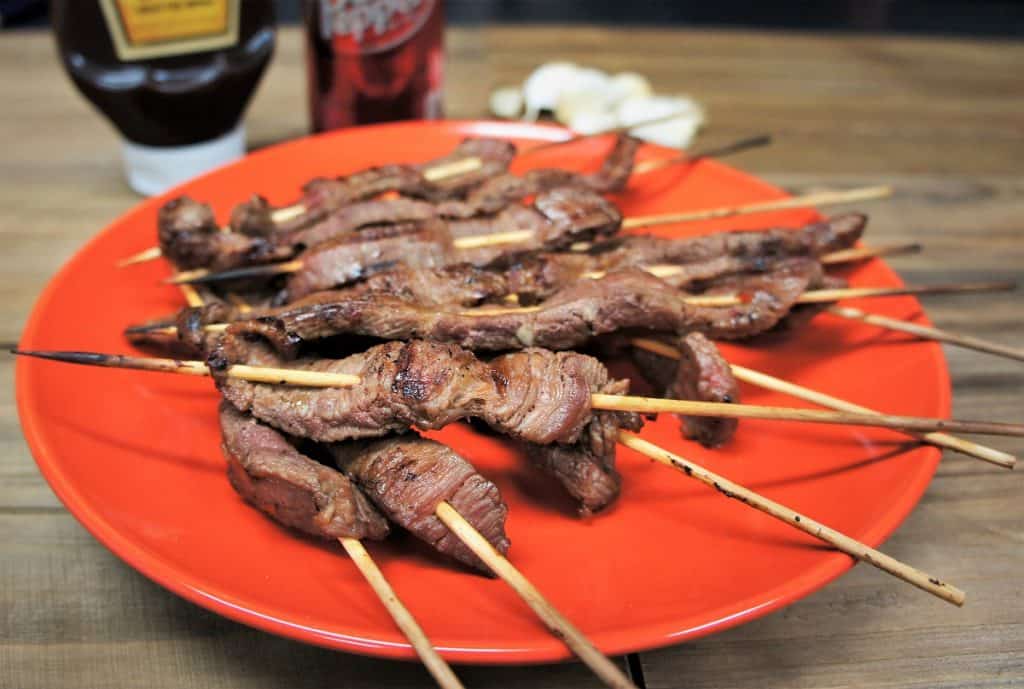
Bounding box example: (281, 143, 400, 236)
(304, 0, 444, 131)
(52, 0, 276, 148)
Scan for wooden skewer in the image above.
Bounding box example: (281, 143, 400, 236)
(435, 502, 638, 689)
(14, 349, 1024, 437)
(577, 242, 923, 281)
(458, 281, 1016, 315)
(819, 242, 922, 265)
(177, 284, 205, 308)
(590, 392, 1024, 437)
(632, 134, 773, 174)
(828, 305, 1024, 363)
(630, 337, 1015, 469)
(117, 246, 164, 268)
(338, 537, 466, 689)
(620, 186, 893, 230)
(617, 432, 965, 606)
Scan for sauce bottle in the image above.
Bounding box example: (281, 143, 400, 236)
(304, 0, 444, 132)
(52, 1, 276, 195)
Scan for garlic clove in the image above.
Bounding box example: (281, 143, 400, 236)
(568, 108, 619, 135)
(617, 95, 706, 148)
(523, 62, 580, 118)
(607, 72, 653, 104)
(555, 90, 608, 125)
(489, 86, 525, 119)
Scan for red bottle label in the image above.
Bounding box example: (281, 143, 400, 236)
(319, 0, 436, 54)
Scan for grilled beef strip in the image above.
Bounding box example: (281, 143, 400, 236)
(210, 338, 630, 447)
(282, 187, 623, 299)
(219, 402, 390, 540)
(222, 258, 824, 359)
(229, 138, 517, 236)
(630, 332, 741, 448)
(437, 134, 641, 218)
(327, 435, 510, 572)
(525, 377, 642, 516)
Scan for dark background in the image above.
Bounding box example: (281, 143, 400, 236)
(3, 0, 1024, 36)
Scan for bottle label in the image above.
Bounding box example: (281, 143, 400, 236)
(319, 0, 436, 55)
(98, 0, 240, 62)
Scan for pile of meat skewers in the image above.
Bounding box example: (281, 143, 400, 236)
(21, 131, 1023, 689)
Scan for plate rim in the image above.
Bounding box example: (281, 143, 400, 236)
(15, 119, 951, 664)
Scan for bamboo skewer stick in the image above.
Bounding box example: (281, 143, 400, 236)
(620, 186, 893, 230)
(630, 337, 1015, 469)
(177, 284, 205, 308)
(338, 537, 466, 689)
(819, 242, 922, 265)
(458, 282, 1015, 315)
(631, 134, 773, 174)
(590, 393, 1024, 436)
(435, 502, 638, 689)
(828, 305, 1024, 363)
(14, 349, 1024, 437)
(617, 432, 966, 606)
(577, 242, 921, 281)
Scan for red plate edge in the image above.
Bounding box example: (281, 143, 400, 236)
(14, 120, 952, 664)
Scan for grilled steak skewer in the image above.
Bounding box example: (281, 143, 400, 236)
(215, 258, 823, 358)
(231, 137, 517, 236)
(282, 186, 624, 299)
(219, 402, 390, 541)
(328, 436, 510, 572)
(436, 134, 640, 219)
(128, 213, 865, 350)
(158, 138, 517, 270)
(158, 135, 638, 273)
(210, 339, 641, 448)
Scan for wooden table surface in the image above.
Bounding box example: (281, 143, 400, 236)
(2, 26, 1022, 689)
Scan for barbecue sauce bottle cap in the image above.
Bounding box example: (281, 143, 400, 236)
(120, 125, 246, 197)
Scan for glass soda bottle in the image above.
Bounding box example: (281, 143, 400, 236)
(304, 0, 444, 132)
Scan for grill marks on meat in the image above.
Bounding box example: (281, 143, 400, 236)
(219, 402, 389, 540)
(284, 220, 455, 300)
(227, 138, 517, 236)
(328, 437, 510, 572)
(158, 197, 293, 271)
(438, 135, 641, 218)
(212, 339, 624, 446)
(526, 378, 642, 515)
(286, 198, 438, 250)
(281, 187, 623, 299)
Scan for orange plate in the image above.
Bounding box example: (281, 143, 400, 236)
(16, 121, 949, 664)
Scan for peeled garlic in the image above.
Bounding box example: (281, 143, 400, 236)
(617, 95, 706, 148)
(554, 90, 607, 126)
(607, 72, 653, 104)
(489, 86, 524, 119)
(522, 62, 579, 118)
(569, 109, 619, 135)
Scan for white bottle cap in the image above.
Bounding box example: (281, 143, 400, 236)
(120, 125, 246, 196)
